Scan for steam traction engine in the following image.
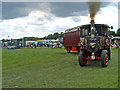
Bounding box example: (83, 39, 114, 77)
(63, 20, 113, 67)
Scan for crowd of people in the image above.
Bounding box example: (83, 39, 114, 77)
(110, 39, 120, 48)
(1, 40, 120, 49)
(29, 41, 64, 48)
(44, 41, 63, 48)
(111, 43, 120, 48)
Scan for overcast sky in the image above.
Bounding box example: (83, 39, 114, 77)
(0, 1, 119, 40)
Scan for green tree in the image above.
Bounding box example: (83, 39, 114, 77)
(116, 28, 120, 36)
(109, 31, 116, 36)
(53, 32, 59, 39)
(43, 32, 63, 39)
(2, 39, 6, 42)
(58, 32, 63, 37)
(47, 34, 53, 39)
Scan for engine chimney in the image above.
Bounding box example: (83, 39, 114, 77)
(90, 20, 95, 24)
(90, 17, 95, 24)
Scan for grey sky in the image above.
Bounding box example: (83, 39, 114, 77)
(0, 1, 118, 39)
(2, 2, 112, 20)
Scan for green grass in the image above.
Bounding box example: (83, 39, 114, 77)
(2, 48, 118, 88)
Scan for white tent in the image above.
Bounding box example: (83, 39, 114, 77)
(26, 41, 37, 45)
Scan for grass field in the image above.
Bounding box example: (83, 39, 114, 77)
(2, 48, 119, 88)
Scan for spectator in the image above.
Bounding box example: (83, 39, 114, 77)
(57, 41, 60, 48)
(50, 41, 52, 48)
(53, 41, 57, 48)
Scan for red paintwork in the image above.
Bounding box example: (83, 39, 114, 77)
(83, 54, 86, 63)
(63, 30, 81, 47)
(72, 47, 77, 51)
(65, 46, 69, 52)
(65, 46, 80, 52)
(85, 56, 101, 60)
(65, 46, 67, 50)
(105, 54, 108, 64)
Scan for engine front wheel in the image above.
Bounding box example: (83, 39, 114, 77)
(101, 50, 109, 67)
(79, 51, 87, 67)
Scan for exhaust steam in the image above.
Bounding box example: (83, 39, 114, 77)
(87, 1, 101, 24)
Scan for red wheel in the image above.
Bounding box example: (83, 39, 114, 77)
(101, 50, 109, 67)
(79, 51, 87, 66)
(83, 55, 86, 64)
(105, 54, 108, 65)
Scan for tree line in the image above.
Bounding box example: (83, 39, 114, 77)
(1, 28, 120, 42)
(1, 32, 63, 42)
(109, 28, 120, 36)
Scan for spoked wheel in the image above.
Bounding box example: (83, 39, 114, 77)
(79, 51, 87, 66)
(101, 50, 109, 67)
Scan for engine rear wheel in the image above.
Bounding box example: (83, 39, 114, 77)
(79, 51, 87, 67)
(101, 50, 109, 67)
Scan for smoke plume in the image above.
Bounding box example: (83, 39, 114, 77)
(87, 1, 101, 20)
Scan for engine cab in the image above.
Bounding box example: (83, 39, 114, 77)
(79, 21, 113, 67)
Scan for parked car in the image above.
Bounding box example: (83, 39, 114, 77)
(7, 46, 20, 49)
